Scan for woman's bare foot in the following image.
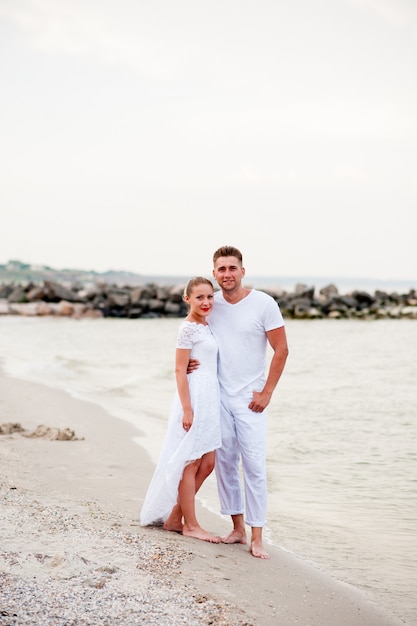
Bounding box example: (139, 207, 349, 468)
(250, 539, 270, 559)
(163, 507, 183, 533)
(182, 525, 221, 543)
(163, 520, 183, 533)
(221, 529, 247, 544)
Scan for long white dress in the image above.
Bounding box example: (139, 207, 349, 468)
(140, 321, 221, 526)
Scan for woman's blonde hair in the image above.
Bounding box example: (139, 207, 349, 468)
(183, 276, 214, 300)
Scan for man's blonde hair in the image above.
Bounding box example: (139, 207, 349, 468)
(212, 246, 243, 265)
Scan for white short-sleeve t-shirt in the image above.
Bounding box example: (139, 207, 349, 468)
(208, 289, 285, 396)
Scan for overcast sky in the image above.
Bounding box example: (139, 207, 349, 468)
(1, 0, 416, 282)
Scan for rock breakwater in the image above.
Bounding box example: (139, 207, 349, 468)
(0, 280, 416, 320)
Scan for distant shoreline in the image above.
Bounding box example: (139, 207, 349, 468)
(247, 276, 417, 295)
(1, 260, 415, 295)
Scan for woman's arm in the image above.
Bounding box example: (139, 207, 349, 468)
(175, 348, 194, 431)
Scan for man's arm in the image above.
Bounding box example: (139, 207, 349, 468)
(186, 358, 200, 374)
(248, 326, 289, 413)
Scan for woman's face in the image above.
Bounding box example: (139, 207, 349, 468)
(185, 283, 214, 318)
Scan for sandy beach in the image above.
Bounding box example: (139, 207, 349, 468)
(0, 370, 406, 626)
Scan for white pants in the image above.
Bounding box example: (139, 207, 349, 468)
(215, 390, 267, 527)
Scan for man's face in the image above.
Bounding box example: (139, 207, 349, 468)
(213, 256, 245, 292)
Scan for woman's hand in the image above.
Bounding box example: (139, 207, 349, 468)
(182, 409, 194, 431)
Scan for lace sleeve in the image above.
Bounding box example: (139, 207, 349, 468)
(176, 322, 197, 349)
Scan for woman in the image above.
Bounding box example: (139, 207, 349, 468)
(140, 277, 221, 543)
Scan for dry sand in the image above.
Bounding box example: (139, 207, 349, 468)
(0, 370, 405, 626)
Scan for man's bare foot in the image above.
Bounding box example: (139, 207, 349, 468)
(182, 525, 221, 543)
(221, 529, 247, 545)
(249, 539, 270, 559)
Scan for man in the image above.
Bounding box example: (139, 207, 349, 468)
(208, 245, 288, 559)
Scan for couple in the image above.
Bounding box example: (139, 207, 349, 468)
(140, 246, 288, 559)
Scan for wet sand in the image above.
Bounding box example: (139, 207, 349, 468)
(0, 371, 405, 625)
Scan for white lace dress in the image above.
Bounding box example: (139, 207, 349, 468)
(140, 321, 221, 526)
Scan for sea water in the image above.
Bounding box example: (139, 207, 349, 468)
(0, 315, 416, 624)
